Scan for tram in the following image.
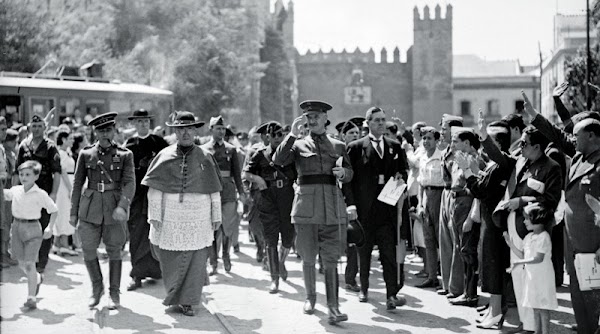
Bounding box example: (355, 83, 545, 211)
(0, 71, 174, 128)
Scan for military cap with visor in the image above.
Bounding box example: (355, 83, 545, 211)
(88, 112, 118, 129)
(299, 100, 333, 114)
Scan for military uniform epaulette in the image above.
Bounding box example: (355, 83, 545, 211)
(115, 146, 130, 152)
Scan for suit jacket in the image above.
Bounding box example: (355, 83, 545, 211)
(344, 135, 408, 225)
(564, 149, 600, 265)
(202, 139, 244, 203)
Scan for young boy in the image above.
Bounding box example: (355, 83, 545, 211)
(3, 160, 58, 309)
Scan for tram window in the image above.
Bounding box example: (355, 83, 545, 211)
(84, 99, 105, 125)
(132, 100, 153, 112)
(0, 95, 22, 127)
(109, 99, 130, 115)
(30, 97, 55, 118)
(59, 97, 81, 125)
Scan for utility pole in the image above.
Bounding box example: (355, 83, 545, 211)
(587, 0, 593, 110)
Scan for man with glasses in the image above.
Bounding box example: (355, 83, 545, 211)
(243, 121, 296, 294)
(70, 112, 135, 309)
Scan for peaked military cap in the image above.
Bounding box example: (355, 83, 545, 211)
(300, 100, 332, 114)
(128, 108, 152, 120)
(88, 112, 118, 129)
(256, 121, 282, 135)
(30, 114, 45, 124)
(335, 121, 359, 134)
(209, 115, 225, 128)
(166, 111, 205, 128)
(349, 116, 366, 127)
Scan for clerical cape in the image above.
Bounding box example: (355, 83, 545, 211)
(141, 144, 223, 194)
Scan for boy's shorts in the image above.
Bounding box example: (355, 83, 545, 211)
(11, 219, 42, 262)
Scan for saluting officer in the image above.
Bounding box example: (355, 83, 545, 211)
(70, 112, 135, 309)
(273, 100, 353, 324)
(243, 121, 296, 294)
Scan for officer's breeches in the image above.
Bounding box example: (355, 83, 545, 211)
(78, 221, 127, 261)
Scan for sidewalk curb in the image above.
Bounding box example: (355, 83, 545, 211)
(202, 295, 237, 334)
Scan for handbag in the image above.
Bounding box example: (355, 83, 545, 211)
(347, 218, 365, 248)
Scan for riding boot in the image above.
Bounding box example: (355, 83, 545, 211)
(108, 260, 122, 309)
(256, 239, 265, 263)
(398, 263, 405, 291)
(279, 246, 290, 281)
(85, 259, 104, 308)
(302, 264, 316, 314)
(325, 267, 348, 324)
(267, 246, 279, 294)
(223, 236, 232, 272)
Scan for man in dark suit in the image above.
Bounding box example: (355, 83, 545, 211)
(344, 107, 409, 310)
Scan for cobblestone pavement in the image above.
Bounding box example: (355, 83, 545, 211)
(1, 220, 576, 333)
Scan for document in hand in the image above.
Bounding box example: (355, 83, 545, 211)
(574, 253, 600, 291)
(377, 177, 407, 206)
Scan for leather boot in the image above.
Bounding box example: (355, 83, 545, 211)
(302, 264, 316, 314)
(108, 260, 122, 309)
(85, 259, 104, 308)
(256, 239, 264, 263)
(222, 236, 232, 272)
(325, 267, 348, 324)
(279, 246, 290, 281)
(267, 246, 279, 294)
(398, 263, 405, 291)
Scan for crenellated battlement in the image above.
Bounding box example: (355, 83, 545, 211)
(413, 4, 452, 28)
(297, 46, 407, 64)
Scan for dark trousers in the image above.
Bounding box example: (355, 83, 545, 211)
(449, 195, 473, 296)
(568, 271, 600, 334)
(551, 222, 565, 286)
(461, 222, 480, 298)
(359, 222, 399, 298)
(345, 245, 359, 285)
(36, 209, 52, 271)
(258, 187, 295, 248)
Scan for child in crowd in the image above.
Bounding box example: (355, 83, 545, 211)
(3, 160, 58, 310)
(504, 202, 557, 334)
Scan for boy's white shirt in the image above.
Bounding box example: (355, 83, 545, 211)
(3, 184, 58, 220)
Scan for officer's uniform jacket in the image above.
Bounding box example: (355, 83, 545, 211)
(202, 139, 244, 203)
(71, 142, 135, 225)
(273, 132, 352, 225)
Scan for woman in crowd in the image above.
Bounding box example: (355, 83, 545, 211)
(51, 131, 77, 256)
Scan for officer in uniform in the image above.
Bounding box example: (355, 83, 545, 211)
(243, 121, 296, 294)
(202, 115, 247, 275)
(70, 112, 135, 309)
(273, 100, 353, 324)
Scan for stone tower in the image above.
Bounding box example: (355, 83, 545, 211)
(411, 4, 453, 126)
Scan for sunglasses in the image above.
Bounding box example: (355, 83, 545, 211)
(269, 131, 284, 138)
(518, 140, 532, 148)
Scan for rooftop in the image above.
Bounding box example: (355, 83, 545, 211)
(453, 54, 531, 78)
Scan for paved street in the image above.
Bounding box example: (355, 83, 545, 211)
(1, 220, 577, 334)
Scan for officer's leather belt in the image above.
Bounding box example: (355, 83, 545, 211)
(266, 179, 293, 189)
(423, 185, 444, 191)
(221, 170, 231, 177)
(297, 175, 336, 185)
(450, 189, 469, 198)
(92, 182, 120, 193)
(14, 218, 39, 223)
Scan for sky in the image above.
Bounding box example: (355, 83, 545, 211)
(287, 0, 589, 65)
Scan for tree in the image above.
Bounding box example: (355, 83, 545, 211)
(564, 44, 600, 111)
(0, 0, 45, 72)
(259, 26, 290, 123)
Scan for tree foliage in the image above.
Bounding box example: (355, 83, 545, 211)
(564, 44, 600, 111)
(0, 0, 45, 72)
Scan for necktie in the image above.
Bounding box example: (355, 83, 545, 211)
(372, 138, 383, 158)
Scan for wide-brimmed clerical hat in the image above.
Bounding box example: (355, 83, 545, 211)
(165, 111, 205, 128)
(127, 109, 152, 120)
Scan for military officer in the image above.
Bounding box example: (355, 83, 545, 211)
(202, 115, 247, 275)
(243, 121, 296, 294)
(273, 100, 353, 324)
(70, 112, 135, 309)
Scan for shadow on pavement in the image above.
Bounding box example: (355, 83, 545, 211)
(0, 305, 75, 325)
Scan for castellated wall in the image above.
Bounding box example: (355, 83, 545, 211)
(295, 4, 453, 129)
(296, 54, 412, 128)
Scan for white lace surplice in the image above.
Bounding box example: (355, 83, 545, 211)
(147, 188, 221, 251)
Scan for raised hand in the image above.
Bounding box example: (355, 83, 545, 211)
(454, 151, 470, 171)
(44, 107, 56, 125)
(290, 116, 304, 137)
(521, 90, 538, 118)
(553, 82, 569, 97)
(476, 108, 487, 140)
